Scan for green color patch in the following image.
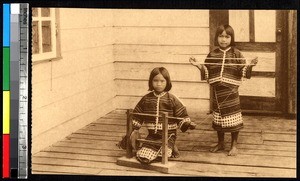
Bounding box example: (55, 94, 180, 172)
(3, 47, 10, 90)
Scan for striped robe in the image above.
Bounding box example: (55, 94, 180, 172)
(201, 47, 253, 132)
(132, 91, 192, 163)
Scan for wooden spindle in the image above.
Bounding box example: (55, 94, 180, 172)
(126, 109, 133, 158)
(161, 112, 168, 165)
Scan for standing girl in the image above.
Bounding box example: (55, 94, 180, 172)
(130, 67, 196, 164)
(189, 24, 258, 156)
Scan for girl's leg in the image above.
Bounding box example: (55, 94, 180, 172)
(210, 131, 225, 152)
(228, 131, 239, 156)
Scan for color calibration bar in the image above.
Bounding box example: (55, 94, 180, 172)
(2, 3, 29, 179)
(10, 3, 20, 178)
(3, 3, 11, 178)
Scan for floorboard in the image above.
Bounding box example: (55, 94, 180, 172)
(32, 110, 296, 177)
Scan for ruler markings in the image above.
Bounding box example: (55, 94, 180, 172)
(17, 3, 29, 179)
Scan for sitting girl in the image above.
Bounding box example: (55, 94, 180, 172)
(130, 67, 196, 164)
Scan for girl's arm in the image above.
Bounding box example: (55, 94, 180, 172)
(132, 97, 145, 130)
(171, 95, 196, 132)
(235, 49, 257, 79)
(241, 57, 258, 79)
(189, 57, 209, 80)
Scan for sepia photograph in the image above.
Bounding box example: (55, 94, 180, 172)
(31, 8, 297, 177)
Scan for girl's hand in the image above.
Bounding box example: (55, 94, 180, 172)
(189, 57, 198, 66)
(250, 57, 258, 66)
(189, 57, 204, 70)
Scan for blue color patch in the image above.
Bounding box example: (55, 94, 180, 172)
(3, 4, 10, 46)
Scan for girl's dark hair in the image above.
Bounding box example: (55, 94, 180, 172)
(148, 67, 172, 91)
(214, 24, 235, 46)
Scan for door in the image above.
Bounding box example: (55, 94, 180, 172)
(209, 10, 288, 114)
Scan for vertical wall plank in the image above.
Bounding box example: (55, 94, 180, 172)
(287, 10, 297, 114)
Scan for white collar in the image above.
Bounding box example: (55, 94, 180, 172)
(153, 91, 167, 98)
(219, 47, 231, 52)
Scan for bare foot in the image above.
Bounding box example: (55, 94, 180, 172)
(209, 144, 225, 152)
(189, 122, 197, 130)
(171, 145, 180, 158)
(137, 157, 151, 164)
(228, 146, 238, 156)
(171, 152, 180, 158)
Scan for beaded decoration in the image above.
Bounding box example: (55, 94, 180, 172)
(153, 91, 167, 134)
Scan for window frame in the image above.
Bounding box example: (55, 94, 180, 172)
(32, 8, 60, 62)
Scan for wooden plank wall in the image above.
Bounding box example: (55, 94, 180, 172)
(112, 10, 211, 113)
(32, 9, 116, 154)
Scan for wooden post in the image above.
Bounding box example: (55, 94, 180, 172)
(126, 109, 133, 158)
(287, 10, 297, 115)
(161, 112, 168, 165)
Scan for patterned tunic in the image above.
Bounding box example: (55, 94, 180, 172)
(201, 47, 253, 132)
(132, 91, 192, 163)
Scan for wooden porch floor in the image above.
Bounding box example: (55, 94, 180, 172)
(32, 110, 296, 177)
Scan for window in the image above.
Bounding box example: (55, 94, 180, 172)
(229, 10, 276, 42)
(32, 8, 60, 62)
